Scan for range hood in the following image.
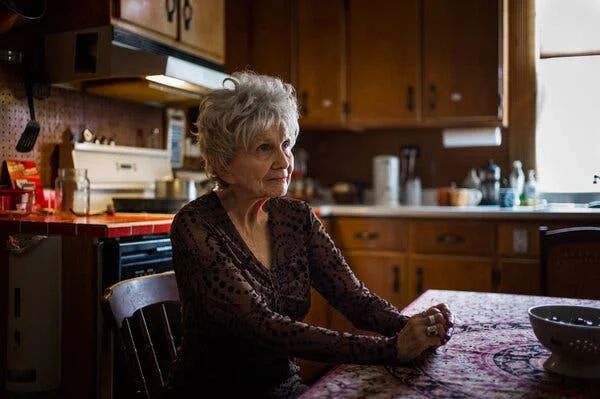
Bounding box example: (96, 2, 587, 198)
(45, 25, 229, 105)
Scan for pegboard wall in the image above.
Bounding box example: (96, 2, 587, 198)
(0, 63, 164, 186)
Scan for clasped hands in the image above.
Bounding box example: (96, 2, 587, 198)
(395, 303, 455, 363)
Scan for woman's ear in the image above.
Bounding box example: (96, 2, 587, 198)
(216, 168, 236, 186)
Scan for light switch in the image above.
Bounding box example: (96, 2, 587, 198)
(513, 229, 529, 254)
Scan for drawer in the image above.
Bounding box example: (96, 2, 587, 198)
(332, 217, 408, 251)
(410, 220, 494, 256)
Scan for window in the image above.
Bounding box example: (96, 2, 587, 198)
(536, 0, 600, 193)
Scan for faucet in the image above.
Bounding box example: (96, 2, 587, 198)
(594, 175, 600, 184)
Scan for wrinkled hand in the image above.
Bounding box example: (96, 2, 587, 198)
(395, 303, 455, 363)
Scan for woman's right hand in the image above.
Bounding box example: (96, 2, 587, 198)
(395, 303, 454, 363)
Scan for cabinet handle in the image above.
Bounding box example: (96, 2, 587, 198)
(416, 267, 424, 295)
(165, 0, 176, 23)
(436, 234, 464, 244)
(301, 91, 309, 116)
(183, 0, 193, 30)
(352, 232, 380, 241)
(407, 86, 414, 112)
(392, 265, 400, 293)
(428, 83, 437, 111)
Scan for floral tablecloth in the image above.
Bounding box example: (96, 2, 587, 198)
(300, 290, 600, 398)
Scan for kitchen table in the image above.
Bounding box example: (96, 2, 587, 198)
(300, 290, 600, 398)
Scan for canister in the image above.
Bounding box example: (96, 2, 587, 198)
(373, 155, 400, 206)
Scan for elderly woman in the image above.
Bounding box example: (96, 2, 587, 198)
(167, 72, 454, 398)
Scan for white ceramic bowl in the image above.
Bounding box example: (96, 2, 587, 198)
(528, 305, 600, 379)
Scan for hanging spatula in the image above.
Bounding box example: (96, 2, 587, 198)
(15, 63, 40, 153)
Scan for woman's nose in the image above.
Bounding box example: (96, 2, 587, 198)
(273, 148, 291, 169)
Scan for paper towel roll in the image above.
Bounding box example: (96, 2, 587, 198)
(442, 127, 502, 148)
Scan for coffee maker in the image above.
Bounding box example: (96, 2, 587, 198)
(479, 159, 500, 205)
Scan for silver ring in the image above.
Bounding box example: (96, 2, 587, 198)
(428, 314, 436, 325)
(426, 325, 438, 337)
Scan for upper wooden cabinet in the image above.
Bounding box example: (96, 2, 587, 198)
(297, 0, 346, 126)
(422, 0, 502, 122)
(117, 0, 225, 63)
(45, 0, 225, 64)
(347, 0, 421, 126)
(226, 0, 506, 129)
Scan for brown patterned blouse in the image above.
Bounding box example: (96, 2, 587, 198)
(168, 191, 408, 397)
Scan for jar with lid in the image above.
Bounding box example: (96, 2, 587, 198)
(55, 168, 90, 214)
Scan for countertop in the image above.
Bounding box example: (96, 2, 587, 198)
(0, 212, 173, 238)
(1, 202, 599, 239)
(316, 203, 600, 220)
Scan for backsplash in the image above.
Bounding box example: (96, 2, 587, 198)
(0, 64, 163, 186)
(296, 128, 509, 189)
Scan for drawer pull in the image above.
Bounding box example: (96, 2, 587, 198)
(436, 234, 465, 244)
(353, 232, 380, 241)
(392, 265, 400, 292)
(416, 267, 424, 295)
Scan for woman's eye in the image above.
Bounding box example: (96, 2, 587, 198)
(282, 140, 291, 150)
(257, 144, 272, 152)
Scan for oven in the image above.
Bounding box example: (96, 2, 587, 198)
(99, 234, 173, 289)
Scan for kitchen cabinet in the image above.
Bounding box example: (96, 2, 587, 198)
(346, 0, 421, 125)
(495, 221, 570, 295)
(407, 220, 494, 298)
(422, 0, 502, 122)
(297, 0, 346, 127)
(228, 0, 505, 128)
(118, 0, 225, 63)
(330, 218, 408, 332)
(46, 0, 225, 64)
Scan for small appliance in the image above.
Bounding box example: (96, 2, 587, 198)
(373, 155, 400, 206)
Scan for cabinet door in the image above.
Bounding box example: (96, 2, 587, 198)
(329, 251, 407, 332)
(347, 0, 420, 126)
(408, 255, 493, 299)
(180, 0, 225, 62)
(119, 0, 178, 39)
(422, 0, 501, 121)
(297, 0, 346, 126)
(496, 259, 540, 295)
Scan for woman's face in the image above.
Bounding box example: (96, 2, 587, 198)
(222, 127, 294, 199)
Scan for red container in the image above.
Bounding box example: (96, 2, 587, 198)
(0, 188, 34, 212)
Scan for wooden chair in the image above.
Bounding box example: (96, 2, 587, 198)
(103, 271, 181, 399)
(539, 226, 600, 300)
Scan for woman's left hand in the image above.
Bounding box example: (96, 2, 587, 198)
(418, 303, 454, 345)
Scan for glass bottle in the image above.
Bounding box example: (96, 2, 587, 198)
(523, 169, 539, 205)
(509, 160, 525, 206)
(55, 168, 90, 214)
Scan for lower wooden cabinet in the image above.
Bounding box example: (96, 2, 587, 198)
(495, 259, 540, 295)
(407, 255, 494, 299)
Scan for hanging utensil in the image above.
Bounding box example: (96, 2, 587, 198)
(15, 61, 40, 153)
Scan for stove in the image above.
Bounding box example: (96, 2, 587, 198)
(59, 142, 175, 213)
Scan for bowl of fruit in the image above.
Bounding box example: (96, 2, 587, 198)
(528, 305, 600, 379)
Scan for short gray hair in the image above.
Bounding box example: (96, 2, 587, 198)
(195, 71, 300, 188)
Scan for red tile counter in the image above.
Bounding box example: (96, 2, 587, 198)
(0, 212, 174, 238)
